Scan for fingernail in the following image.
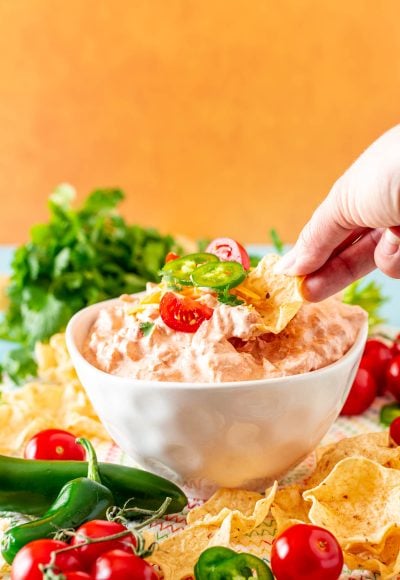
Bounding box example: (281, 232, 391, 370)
(274, 251, 297, 274)
(381, 229, 400, 256)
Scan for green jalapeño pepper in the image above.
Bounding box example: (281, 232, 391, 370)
(194, 546, 274, 579)
(191, 261, 246, 290)
(1, 438, 114, 564)
(162, 252, 219, 285)
(380, 402, 400, 427)
(0, 454, 187, 516)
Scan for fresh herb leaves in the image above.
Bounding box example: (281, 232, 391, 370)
(139, 322, 155, 337)
(269, 228, 284, 255)
(343, 278, 388, 330)
(0, 185, 180, 384)
(217, 288, 244, 306)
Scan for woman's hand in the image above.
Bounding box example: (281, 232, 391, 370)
(277, 125, 400, 301)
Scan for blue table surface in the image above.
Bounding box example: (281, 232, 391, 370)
(0, 244, 398, 362)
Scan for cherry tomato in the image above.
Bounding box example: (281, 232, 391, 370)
(91, 549, 158, 580)
(165, 252, 180, 263)
(71, 520, 137, 571)
(360, 339, 392, 394)
(391, 333, 400, 356)
(389, 416, 400, 446)
(271, 523, 343, 580)
(64, 574, 93, 579)
(11, 539, 82, 580)
(24, 429, 86, 461)
(340, 367, 377, 416)
(159, 292, 213, 333)
(386, 355, 400, 402)
(206, 237, 251, 270)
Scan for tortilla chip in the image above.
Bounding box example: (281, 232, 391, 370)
(271, 484, 310, 534)
(148, 484, 277, 580)
(0, 274, 9, 311)
(234, 254, 303, 334)
(0, 380, 110, 455)
(304, 457, 400, 545)
(306, 431, 399, 487)
(187, 488, 264, 524)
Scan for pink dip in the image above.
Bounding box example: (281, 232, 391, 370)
(83, 290, 367, 383)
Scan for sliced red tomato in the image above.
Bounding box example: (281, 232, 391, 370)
(271, 523, 343, 580)
(389, 416, 400, 446)
(160, 292, 213, 333)
(71, 520, 136, 571)
(206, 237, 251, 270)
(360, 339, 392, 394)
(340, 367, 377, 416)
(91, 549, 158, 580)
(386, 355, 400, 402)
(11, 539, 82, 580)
(24, 429, 86, 461)
(165, 252, 180, 263)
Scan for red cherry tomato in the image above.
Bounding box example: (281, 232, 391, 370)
(165, 252, 180, 263)
(389, 416, 400, 446)
(271, 523, 343, 580)
(64, 574, 93, 580)
(206, 237, 251, 270)
(360, 339, 392, 394)
(391, 333, 400, 357)
(91, 549, 158, 580)
(71, 520, 137, 571)
(24, 429, 86, 461)
(340, 367, 377, 416)
(11, 539, 82, 580)
(386, 355, 400, 402)
(160, 292, 213, 333)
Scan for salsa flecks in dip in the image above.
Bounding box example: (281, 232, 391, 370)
(83, 243, 367, 383)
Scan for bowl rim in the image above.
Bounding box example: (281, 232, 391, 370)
(66, 296, 369, 391)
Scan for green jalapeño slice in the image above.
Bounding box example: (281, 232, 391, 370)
(191, 261, 246, 290)
(162, 253, 219, 285)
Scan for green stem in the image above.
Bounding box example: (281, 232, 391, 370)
(75, 437, 101, 483)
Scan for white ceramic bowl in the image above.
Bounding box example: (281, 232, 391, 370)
(66, 298, 368, 497)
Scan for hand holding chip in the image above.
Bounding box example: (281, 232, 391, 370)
(277, 125, 400, 301)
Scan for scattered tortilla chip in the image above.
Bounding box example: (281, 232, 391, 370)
(148, 484, 277, 580)
(306, 431, 399, 487)
(304, 457, 400, 545)
(235, 254, 303, 334)
(271, 484, 310, 534)
(0, 274, 9, 311)
(187, 488, 264, 524)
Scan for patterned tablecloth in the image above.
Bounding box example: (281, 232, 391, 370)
(101, 395, 390, 580)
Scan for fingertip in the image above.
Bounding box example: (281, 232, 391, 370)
(375, 230, 400, 279)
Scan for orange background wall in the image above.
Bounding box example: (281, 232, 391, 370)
(1, 0, 399, 244)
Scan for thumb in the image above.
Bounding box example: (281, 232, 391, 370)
(374, 227, 400, 279)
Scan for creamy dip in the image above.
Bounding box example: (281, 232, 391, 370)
(83, 287, 367, 383)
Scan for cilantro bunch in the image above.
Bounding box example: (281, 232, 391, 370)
(0, 185, 180, 384)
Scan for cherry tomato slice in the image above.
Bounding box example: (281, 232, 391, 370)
(11, 539, 82, 580)
(206, 238, 251, 270)
(340, 366, 377, 416)
(361, 339, 393, 394)
(91, 549, 158, 580)
(165, 252, 180, 263)
(160, 292, 213, 333)
(271, 523, 343, 580)
(389, 416, 400, 446)
(386, 355, 400, 402)
(191, 261, 246, 290)
(71, 520, 137, 571)
(24, 429, 86, 461)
